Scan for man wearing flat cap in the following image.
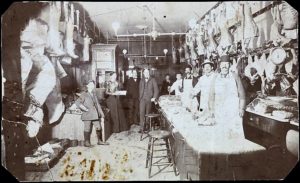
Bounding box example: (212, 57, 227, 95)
(208, 55, 246, 137)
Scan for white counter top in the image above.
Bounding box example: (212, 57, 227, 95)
(158, 96, 265, 155)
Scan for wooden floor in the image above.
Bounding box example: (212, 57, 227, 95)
(25, 125, 179, 181)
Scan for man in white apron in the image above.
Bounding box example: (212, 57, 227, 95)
(181, 66, 198, 112)
(192, 59, 215, 113)
(209, 55, 246, 138)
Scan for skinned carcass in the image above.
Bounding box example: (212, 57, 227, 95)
(46, 2, 65, 56)
(64, 3, 78, 59)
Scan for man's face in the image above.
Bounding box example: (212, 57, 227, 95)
(132, 70, 137, 79)
(220, 62, 230, 75)
(176, 74, 182, 80)
(143, 69, 150, 78)
(166, 75, 170, 81)
(185, 68, 191, 74)
(87, 82, 95, 92)
(203, 64, 213, 75)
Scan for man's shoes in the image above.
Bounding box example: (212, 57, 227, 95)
(84, 140, 91, 147)
(97, 141, 109, 145)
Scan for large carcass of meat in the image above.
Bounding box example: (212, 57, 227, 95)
(64, 3, 78, 59)
(280, 2, 298, 30)
(185, 29, 198, 61)
(270, 5, 291, 46)
(206, 23, 218, 59)
(217, 4, 234, 56)
(242, 2, 259, 50)
(82, 35, 92, 62)
(195, 24, 205, 56)
(46, 2, 65, 56)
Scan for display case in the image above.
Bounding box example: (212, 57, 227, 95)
(243, 96, 299, 149)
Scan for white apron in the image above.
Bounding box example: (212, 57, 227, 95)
(213, 73, 244, 139)
(181, 79, 198, 112)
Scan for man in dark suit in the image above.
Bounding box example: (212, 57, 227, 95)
(126, 69, 140, 125)
(139, 68, 159, 132)
(75, 80, 109, 147)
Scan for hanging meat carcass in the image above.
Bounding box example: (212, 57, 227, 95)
(82, 35, 92, 62)
(186, 29, 198, 61)
(225, 1, 238, 22)
(283, 48, 297, 77)
(217, 4, 234, 56)
(206, 22, 218, 59)
(242, 2, 259, 51)
(265, 54, 277, 81)
(210, 8, 218, 35)
(172, 47, 177, 64)
(195, 24, 205, 57)
(280, 2, 298, 30)
(46, 2, 65, 56)
(64, 3, 78, 59)
(45, 57, 67, 123)
(244, 55, 254, 79)
(270, 4, 291, 46)
(178, 35, 186, 63)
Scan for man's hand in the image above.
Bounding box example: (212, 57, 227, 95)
(26, 120, 41, 138)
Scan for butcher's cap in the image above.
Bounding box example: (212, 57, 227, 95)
(220, 55, 231, 63)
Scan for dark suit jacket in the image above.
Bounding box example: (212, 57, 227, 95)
(139, 77, 159, 101)
(75, 91, 104, 121)
(126, 78, 140, 99)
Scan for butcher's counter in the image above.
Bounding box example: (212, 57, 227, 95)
(158, 95, 267, 180)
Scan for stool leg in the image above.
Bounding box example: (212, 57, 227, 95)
(165, 138, 172, 163)
(168, 138, 177, 176)
(148, 137, 154, 178)
(140, 116, 146, 141)
(149, 118, 152, 131)
(145, 136, 151, 168)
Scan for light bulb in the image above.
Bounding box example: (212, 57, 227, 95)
(122, 49, 127, 55)
(163, 49, 168, 55)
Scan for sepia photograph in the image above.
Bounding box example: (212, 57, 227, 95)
(1, 1, 299, 181)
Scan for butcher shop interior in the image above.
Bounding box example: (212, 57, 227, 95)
(1, 1, 299, 181)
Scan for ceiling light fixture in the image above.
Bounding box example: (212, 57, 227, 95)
(112, 4, 187, 40)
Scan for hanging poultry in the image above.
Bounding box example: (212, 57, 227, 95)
(186, 29, 198, 61)
(178, 35, 186, 63)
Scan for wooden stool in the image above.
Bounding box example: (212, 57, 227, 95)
(145, 130, 177, 178)
(140, 113, 161, 141)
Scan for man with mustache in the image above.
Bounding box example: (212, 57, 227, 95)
(208, 55, 246, 138)
(139, 68, 159, 133)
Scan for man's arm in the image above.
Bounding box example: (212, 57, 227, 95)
(233, 73, 246, 116)
(152, 79, 159, 100)
(75, 93, 88, 111)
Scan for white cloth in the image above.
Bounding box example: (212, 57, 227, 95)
(181, 79, 198, 111)
(192, 73, 215, 111)
(213, 73, 244, 138)
(170, 79, 183, 96)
